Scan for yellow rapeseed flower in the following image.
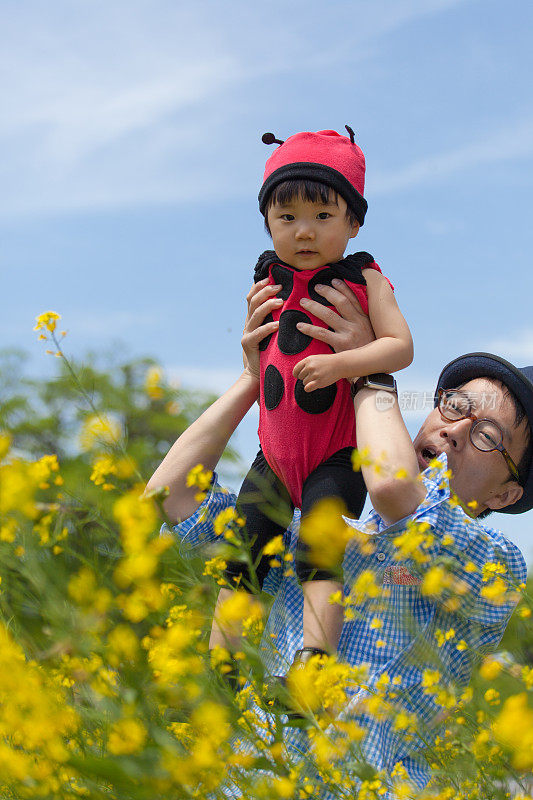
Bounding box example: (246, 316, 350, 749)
(68, 567, 97, 606)
(479, 657, 503, 681)
(203, 555, 228, 582)
(107, 625, 139, 664)
(213, 506, 243, 536)
(0, 623, 78, 776)
(300, 497, 352, 569)
(0, 519, 17, 543)
(421, 566, 451, 597)
(351, 446, 372, 471)
(271, 777, 296, 798)
(422, 669, 441, 693)
(216, 591, 262, 633)
(521, 666, 533, 689)
(114, 550, 159, 587)
(480, 577, 508, 605)
(288, 656, 362, 716)
(90, 454, 134, 488)
(108, 718, 147, 755)
(482, 561, 507, 582)
(186, 463, 214, 502)
(393, 710, 417, 732)
(492, 693, 533, 769)
(113, 487, 158, 552)
(191, 700, 230, 749)
(79, 413, 121, 451)
(393, 520, 434, 563)
(145, 365, 164, 400)
(34, 311, 61, 334)
(262, 534, 285, 556)
(349, 569, 381, 605)
(145, 623, 200, 683)
(484, 688, 500, 705)
(0, 433, 11, 461)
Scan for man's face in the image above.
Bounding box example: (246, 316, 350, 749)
(413, 377, 527, 515)
(266, 193, 360, 271)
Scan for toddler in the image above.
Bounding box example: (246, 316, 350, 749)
(212, 127, 413, 688)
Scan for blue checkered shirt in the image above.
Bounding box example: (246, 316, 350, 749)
(168, 454, 527, 793)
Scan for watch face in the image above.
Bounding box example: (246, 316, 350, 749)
(367, 373, 396, 390)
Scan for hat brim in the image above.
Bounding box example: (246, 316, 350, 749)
(258, 162, 368, 226)
(436, 352, 533, 514)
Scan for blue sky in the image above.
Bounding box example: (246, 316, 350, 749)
(3, 0, 533, 560)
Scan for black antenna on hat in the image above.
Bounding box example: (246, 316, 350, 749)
(345, 125, 356, 144)
(262, 132, 285, 146)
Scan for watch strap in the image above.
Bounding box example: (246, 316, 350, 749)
(350, 373, 397, 398)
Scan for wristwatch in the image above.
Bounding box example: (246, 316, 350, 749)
(350, 372, 397, 398)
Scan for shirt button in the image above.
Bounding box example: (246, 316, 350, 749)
(377, 552, 386, 562)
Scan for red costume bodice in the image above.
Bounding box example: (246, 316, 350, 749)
(254, 251, 387, 506)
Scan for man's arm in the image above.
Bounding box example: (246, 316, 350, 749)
(145, 279, 281, 522)
(353, 387, 426, 525)
(146, 372, 260, 522)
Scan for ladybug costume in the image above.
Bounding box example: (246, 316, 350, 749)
(223, 128, 391, 590)
(254, 248, 386, 508)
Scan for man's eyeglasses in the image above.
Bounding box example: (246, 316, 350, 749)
(437, 388, 523, 485)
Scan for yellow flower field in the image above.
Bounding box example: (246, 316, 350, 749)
(0, 315, 531, 799)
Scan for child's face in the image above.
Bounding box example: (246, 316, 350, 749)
(266, 193, 360, 270)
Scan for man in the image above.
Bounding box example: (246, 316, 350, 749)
(146, 280, 532, 793)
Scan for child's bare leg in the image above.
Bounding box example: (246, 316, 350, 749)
(302, 579, 344, 653)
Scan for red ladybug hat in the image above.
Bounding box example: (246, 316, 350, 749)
(258, 126, 368, 226)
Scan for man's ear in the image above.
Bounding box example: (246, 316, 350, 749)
(484, 482, 524, 512)
(349, 221, 360, 239)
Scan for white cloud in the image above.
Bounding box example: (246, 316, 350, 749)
(167, 364, 245, 396)
(0, 0, 476, 216)
(65, 310, 161, 338)
(371, 118, 533, 195)
(487, 330, 533, 362)
(0, 2, 245, 215)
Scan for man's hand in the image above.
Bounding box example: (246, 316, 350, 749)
(293, 353, 343, 392)
(292, 279, 376, 391)
(242, 277, 375, 385)
(296, 278, 375, 353)
(241, 279, 281, 380)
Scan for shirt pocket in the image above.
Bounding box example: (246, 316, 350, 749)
(367, 584, 429, 662)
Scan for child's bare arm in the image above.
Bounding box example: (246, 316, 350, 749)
(293, 270, 413, 391)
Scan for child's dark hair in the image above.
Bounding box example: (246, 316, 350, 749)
(263, 178, 359, 235)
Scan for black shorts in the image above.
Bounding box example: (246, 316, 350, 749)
(222, 447, 366, 591)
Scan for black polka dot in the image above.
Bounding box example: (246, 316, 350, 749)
(294, 379, 337, 414)
(258, 313, 274, 352)
(308, 269, 338, 306)
(264, 365, 284, 410)
(271, 265, 294, 300)
(277, 310, 312, 355)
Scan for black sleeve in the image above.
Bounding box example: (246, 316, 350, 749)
(253, 250, 277, 283)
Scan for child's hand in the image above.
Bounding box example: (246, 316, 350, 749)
(293, 354, 342, 392)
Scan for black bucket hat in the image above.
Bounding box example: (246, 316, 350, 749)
(435, 352, 533, 515)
